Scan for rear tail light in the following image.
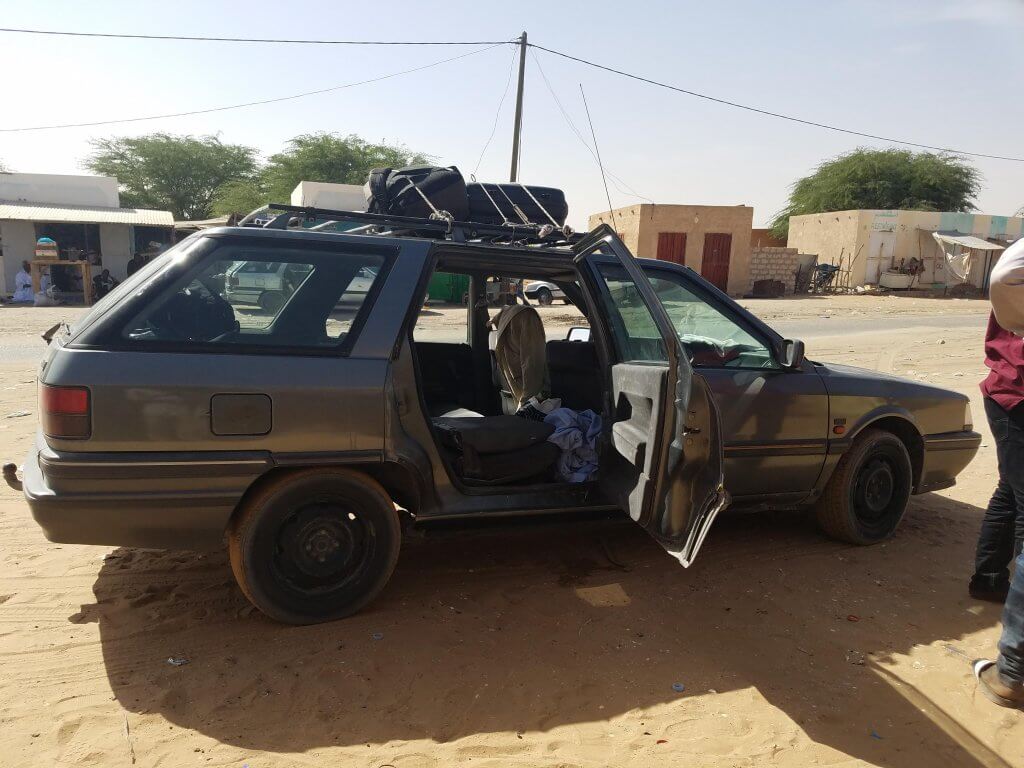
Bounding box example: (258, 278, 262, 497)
(40, 384, 91, 439)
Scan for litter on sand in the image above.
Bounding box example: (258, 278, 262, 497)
(4, 411, 30, 419)
(166, 656, 189, 666)
(371, 632, 384, 641)
(671, 683, 685, 693)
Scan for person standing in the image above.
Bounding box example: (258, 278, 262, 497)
(973, 237, 1024, 707)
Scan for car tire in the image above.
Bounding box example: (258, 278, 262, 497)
(814, 428, 913, 545)
(228, 468, 401, 624)
(536, 287, 554, 306)
(258, 290, 286, 313)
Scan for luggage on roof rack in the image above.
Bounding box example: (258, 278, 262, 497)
(365, 165, 469, 221)
(467, 183, 568, 227)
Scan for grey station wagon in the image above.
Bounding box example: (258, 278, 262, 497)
(15, 209, 979, 624)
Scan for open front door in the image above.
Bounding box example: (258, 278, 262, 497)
(575, 226, 728, 566)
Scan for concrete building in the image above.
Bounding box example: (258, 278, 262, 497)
(0, 172, 173, 296)
(787, 209, 1024, 292)
(589, 204, 753, 295)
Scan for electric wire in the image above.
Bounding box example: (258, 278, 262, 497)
(529, 43, 1024, 163)
(0, 43, 507, 132)
(472, 46, 519, 178)
(530, 49, 653, 203)
(0, 27, 513, 46)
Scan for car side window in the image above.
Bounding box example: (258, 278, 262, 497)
(121, 243, 386, 351)
(594, 264, 668, 362)
(647, 274, 778, 369)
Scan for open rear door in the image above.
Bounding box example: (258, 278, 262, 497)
(574, 225, 728, 566)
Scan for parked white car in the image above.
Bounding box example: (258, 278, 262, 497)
(523, 279, 566, 305)
(225, 261, 377, 312)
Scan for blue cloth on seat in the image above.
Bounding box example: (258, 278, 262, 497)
(544, 407, 602, 482)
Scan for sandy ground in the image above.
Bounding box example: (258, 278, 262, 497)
(0, 295, 1020, 768)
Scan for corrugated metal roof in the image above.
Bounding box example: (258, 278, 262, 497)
(0, 201, 173, 226)
(933, 230, 1005, 251)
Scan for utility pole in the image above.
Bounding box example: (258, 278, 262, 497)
(509, 31, 527, 182)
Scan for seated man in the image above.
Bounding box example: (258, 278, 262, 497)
(93, 269, 119, 300)
(13, 261, 33, 303)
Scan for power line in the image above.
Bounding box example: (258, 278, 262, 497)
(0, 44, 507, 133)
(472, 46, 519, 178)
(0, 27, 514, 46)
(530, 49, 652, 203)
(529, 43, 1024, 163)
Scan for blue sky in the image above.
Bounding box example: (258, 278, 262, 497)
(0, 0, 1021, 227)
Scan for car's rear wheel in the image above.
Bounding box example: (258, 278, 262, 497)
(535, 287, 554, 306)
(258, 290, 286, 313)
(228, 469, 400, 624)
(814, 429, 912, 545)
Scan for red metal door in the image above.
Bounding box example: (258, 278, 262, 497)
(701, 233, 732, 291)
(656, 232, 688, 265)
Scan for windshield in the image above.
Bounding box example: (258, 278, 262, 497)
(648, 276, 778, 369)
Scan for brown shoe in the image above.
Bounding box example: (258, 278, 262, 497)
(974, 660, 1024, 709)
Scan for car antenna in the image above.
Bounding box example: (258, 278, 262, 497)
(579, 82, 616, 231)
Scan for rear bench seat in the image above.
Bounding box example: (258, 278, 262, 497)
(546, 340, 603, 413)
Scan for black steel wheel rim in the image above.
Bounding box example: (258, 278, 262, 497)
(272, 501, 373, 594)
(853, 456, 896, 522)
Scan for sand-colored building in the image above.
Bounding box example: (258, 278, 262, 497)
(787, 210, 1024, 292)
(589, 204, 753, 295)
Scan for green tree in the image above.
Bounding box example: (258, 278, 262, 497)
(85, 133, 259, 220)
(770, 149, 981, 239)
(212, 133, 429, 215)
(212, 179, 268, 217)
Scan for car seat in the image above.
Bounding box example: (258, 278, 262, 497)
(491, 303, 549, 414)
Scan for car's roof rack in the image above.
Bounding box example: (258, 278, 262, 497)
(245, 203, 584, 248)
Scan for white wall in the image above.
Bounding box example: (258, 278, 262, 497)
(0, 220, 37, 295)
(0, 173, 119, 208)
(99, 224, 133, 280)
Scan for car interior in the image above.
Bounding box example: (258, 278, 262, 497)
(121, 246, 386, 349)
(409, 257, 607, 490)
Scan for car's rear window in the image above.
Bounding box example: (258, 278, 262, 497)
(119, 241, 388, 353)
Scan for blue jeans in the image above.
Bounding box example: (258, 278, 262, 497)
(990, 399, 1024, 683)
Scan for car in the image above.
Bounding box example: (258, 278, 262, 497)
(224, 260, 378, 312)
(523, 279, 566, 305)
(15, 215, 728, 624)
(13, 210, 979, 625)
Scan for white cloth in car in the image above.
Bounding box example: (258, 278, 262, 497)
(492, 303, 549, 410)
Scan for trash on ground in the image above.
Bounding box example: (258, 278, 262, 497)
(166, 656, 189, 666)
(371, 632, 384, 640)
(4, 411, 30, 419)
(672, 682, 685, 693)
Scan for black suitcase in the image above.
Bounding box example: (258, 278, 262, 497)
(466, 183, 568, 226)
(366, 165, 468, 220)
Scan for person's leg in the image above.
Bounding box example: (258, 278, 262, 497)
(977, 402, 1024, 707)
(971, 399, 1015, 599)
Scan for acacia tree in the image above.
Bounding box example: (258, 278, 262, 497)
(213, 133, 429, 214)
(770, 149, 981, 239)
(86, 133, 259, 220)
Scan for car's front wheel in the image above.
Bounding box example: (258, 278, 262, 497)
(228, 468, 401, 624)
(814, 429, 913, 545)
(535, 287, 554, 306)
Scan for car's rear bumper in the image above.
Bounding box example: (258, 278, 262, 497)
(916, 430, 982, 493)
(22, 435, 269, 550)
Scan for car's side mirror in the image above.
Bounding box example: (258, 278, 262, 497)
(566, 326, 591, 342)
(780, 338, 806, 369)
